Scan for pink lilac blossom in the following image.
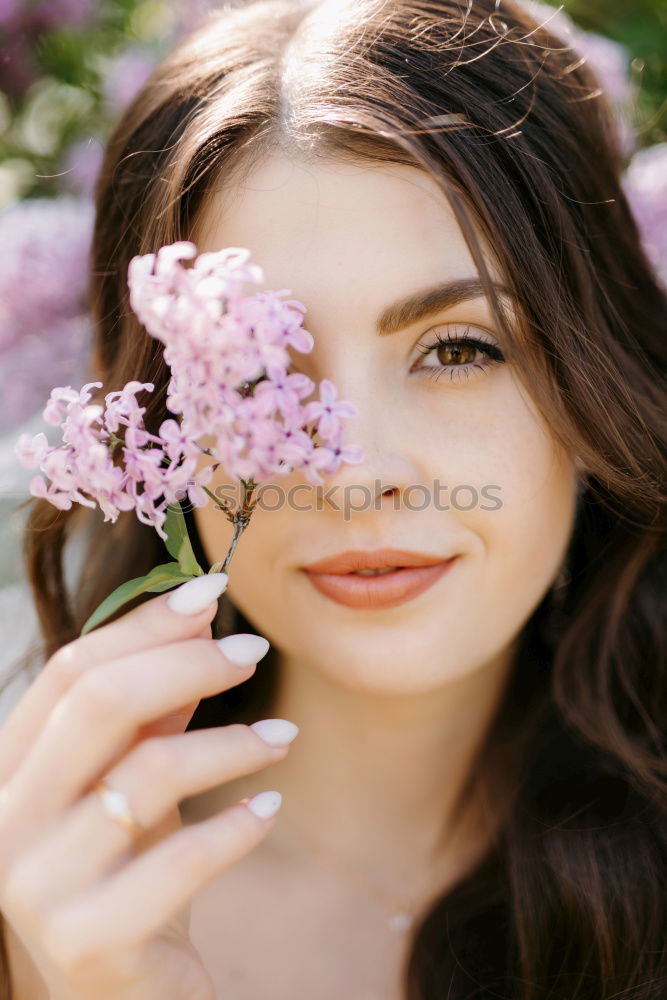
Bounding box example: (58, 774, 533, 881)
(302, 379, 358, 441)
(0, 197, 95, 432)
(15, 381, 214, 537)
(15, 242, 364, 541)
(126, 241, 364, 486)
(622, 142, 667, 290)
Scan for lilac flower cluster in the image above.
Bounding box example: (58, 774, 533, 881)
(127, 241, 364, 488)
(15, 242, 364, 542)
(14, 380, 201, 538)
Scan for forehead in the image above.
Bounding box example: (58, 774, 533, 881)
(194, 151, 501, 306)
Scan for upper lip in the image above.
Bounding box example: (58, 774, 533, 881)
(302, 548, 457, 574)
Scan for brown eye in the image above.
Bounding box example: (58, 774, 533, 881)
(412, 325, 506, 383)
(435, 342, 479, 366)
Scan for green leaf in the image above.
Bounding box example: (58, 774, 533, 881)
(80, 562, 194, 636)
(163, 504, 204, 577)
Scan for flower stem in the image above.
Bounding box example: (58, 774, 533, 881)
(220, 519, 245, 573)
(218, 478, 256, 575)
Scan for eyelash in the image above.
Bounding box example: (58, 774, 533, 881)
(412, 325, 506, 382)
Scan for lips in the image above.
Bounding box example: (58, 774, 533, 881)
(302, 547, 454, 574)
(301, 548, 459, 609)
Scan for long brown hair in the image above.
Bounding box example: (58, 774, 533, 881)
(3, 1, 666, 996)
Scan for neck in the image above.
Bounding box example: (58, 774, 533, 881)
(251, 642, 517, 895)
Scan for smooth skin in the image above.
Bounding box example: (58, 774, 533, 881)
(0, 587, 289, 1000)
(188, 153, 580, 884)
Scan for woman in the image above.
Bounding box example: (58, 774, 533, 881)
(1, 0, 665, 997)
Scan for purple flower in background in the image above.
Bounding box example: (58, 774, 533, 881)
(172, 0, 219, 36)
(60, 138, 104, 198)
(0, 196, 94, 432)
(572, 29, 635, 156)
(21, 0, 94, 30)
(0, 0, 96, 95)
(572, 30, 633, 106)
(520, 1, 635, 156)
(622, 143, 667, 289)
(519, 1, 665, 270)
(0, 30, 39, 94)
(0, 0, 19, 22)
(101, 48, 157, 115)
(0, 0, 95, 32)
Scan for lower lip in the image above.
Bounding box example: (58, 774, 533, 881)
(302, 559, 458, 609)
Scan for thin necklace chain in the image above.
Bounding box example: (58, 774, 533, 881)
(272, 820, 448, 933)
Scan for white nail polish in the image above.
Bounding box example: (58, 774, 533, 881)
(246, 790, 282, 819)
(216, 633, 270, 668)
(250, 718, 299, 747)
(167, 573, 228, 615)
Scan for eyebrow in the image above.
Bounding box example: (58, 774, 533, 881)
(375, 277, 510, 336)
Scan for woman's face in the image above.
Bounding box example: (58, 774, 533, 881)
(192, 152, 579, 695)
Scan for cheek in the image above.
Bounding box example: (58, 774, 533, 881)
(476, 439, 576, 569)
(191, 379, 578, 678)
(454, 392, 578, 631)
(407, 374, 564, 512)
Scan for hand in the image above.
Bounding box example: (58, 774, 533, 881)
(0, 575, 295, 999)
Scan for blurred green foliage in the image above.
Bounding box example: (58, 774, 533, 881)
(550, 0, 666, 146)
(0, 0, 198, 204)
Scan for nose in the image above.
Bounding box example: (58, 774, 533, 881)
(317, 400, 423, 514)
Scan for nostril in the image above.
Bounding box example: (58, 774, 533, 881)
(377, 483, 398, 499)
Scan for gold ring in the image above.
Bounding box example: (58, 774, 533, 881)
(93, 779, 144, 840)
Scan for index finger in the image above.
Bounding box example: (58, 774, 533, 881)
(0, 573, 229, 783)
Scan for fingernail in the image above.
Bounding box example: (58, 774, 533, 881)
(246, 790, 282, 819)
(250, 718, 299, 747)
(167, 573, 228, 615)
(216, 633, 270, 668)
